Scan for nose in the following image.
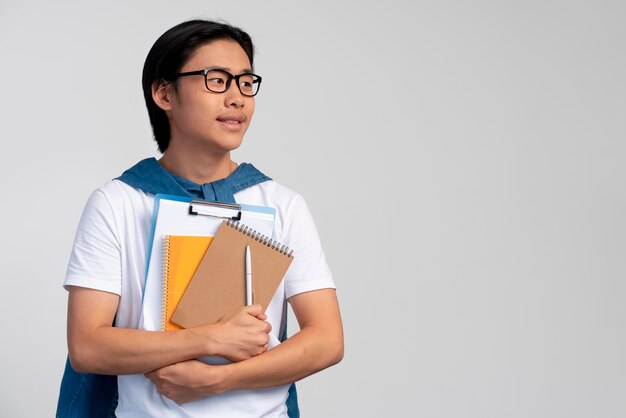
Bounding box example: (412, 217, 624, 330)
(224, 82, 245, 108)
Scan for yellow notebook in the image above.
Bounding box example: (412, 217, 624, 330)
(162, 235, 213, 331)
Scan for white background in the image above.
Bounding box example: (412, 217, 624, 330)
(1, 1, 625, 417)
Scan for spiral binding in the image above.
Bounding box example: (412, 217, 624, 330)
(161, 235, 171, 331)
(226, 219, 294, 257)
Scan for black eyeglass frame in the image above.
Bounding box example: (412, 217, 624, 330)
(172, 68, 262, 97)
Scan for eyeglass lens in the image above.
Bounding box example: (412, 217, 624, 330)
(205, 70, 260, 96)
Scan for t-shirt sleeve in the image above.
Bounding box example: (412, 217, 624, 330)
(281, 194, 335, 299)
(64, 189, 122, 295)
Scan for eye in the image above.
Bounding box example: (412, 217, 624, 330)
(239, 75, 255, 92)
(207, 77, 226, 85)
(205, 70, 229, 90)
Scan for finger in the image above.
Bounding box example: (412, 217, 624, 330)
(245, 304, 263, 316)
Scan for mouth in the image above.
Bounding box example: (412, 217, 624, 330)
(217, 114, 246, 124)
(217, 114, 246, 131)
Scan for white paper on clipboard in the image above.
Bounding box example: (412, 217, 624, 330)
(138, 194, 275, 332)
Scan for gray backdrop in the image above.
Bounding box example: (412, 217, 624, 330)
(1, 1, 624, 417)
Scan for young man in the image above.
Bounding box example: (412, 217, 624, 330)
(61, 19, 343, 417)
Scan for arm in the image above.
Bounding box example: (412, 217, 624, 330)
(146, 288, 343, 402)
(67, 286, 272, 375)
(223, 288, 344, 388)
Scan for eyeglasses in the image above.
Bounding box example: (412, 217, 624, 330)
(172, 68, 262, 97)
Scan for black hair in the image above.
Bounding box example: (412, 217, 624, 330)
(142, 19, 255, 152)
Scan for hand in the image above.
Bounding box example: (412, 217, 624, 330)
(191, 304, 271, 362)
(145, 360, 223, 404)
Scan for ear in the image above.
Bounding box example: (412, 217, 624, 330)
(152, 80, 174, 111)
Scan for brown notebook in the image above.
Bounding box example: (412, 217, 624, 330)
(171, 220, 294, 328)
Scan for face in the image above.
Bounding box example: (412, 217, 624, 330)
(157, 39, 256, 155)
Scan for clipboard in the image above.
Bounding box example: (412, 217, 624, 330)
(138, 194, 276, 332)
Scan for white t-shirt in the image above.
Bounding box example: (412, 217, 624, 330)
(64, 179, 334, 418)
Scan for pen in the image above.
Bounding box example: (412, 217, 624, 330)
(245, 245, 253, 305)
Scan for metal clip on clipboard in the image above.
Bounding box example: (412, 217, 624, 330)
(188, 199, 242, 221)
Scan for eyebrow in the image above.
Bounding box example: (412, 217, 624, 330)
(204, 65, 254, 74)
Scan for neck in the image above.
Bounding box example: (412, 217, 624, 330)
(159, 145, 237, 184)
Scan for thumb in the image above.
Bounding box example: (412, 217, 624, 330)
(244, 304, 264, 316)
